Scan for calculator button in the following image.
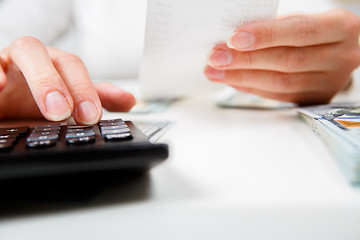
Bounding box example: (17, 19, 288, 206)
(0, 134, 19, 140)
(101, 128, 130, 136)
(99, 122, 125, 126)
(34, 123, 61, 129)
(36, 123, 61, 127)
(66, 126, 94, 132)
(66, 135, 96, 144)
(0, 142, 14, 150)
(104, 132, 132, 141)
(27, 139, 57, 148)
(100, 125, 128, 131)
(27, 134, 59, 141)
(99, 119, 123, 123)
(99, 119, 125, 126)
(0, 126, 29, 135)
(99, 120, 126, 127)
(67, 125, 93, 129)
(32, 127, 60, 132)
(65, 130, 95, 139)
(30, 131, 59, 136)
(0, 138, 16, 144)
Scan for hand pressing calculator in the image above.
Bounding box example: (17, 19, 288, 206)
(0, 119, 169, 180)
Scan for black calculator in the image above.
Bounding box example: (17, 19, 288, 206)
(0, 119, 169, 180)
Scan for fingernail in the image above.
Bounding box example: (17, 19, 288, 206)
(208, 49, 233, 67)
(204, 67, 225, 81)
(77, 101, 100, 125)
(228, 31, 254, 50)
(0, 69, 6, 90)
(45, 91, 72, 121)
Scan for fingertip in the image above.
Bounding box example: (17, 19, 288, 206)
(44, 91, 73, 122)
(226, 32, 237, 50)
(127, 91, 136, 106)
(114, 91, 136, 112)
(204, 65, 225, 81)
(74, 100, 102, 125)
(95, 82, 136, 112)
(227, 31, 255, 51)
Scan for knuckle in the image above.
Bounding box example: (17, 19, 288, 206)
(331, 9, 360, 36)
(292, 16, 318, 42)
(353, 49, 360, 64)
(71, 81, 93, 93)
(345, 15, 360, 36)
(68, 80, 95, 98)
(339, 49, 360, 70)
(238, 51, 253, 67)
(10, 36, 42, 51)
(272, 72, 292, 92)
(262, 24, 275, 45)
(330, 8, 350, 19)
(283, 47, 306, 72)
(53, 53, 83, 66)
(231, 70, 246, 86)
(30, 70, 61, 88)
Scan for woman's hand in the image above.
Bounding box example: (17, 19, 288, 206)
(0, 36, 135, 124)
(205, 9, 360, 105)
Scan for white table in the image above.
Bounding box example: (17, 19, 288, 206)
(1, 86, 360, 240)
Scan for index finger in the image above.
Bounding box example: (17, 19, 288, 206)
(5, 36, 74, 122)
(227, 9, 360, 51)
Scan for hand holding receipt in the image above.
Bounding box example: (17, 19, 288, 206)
(139, 0, 279, 100)
(140, 0, 360, 106)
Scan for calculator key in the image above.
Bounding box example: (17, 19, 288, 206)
(65, 130, 95, 140)
(100, 125, 128, 131)
(27, 134, 59, 142)
(0, 134, 19, 140)
(99, 119, 125, 126)
(99, 122, 126, 127)
(66, 135, 96, 144)
(30, 131, 60, 136)
(99, 119, 123, 123)
(67, 125, 93, 129)
(66, 126, 94, 132)
(0, 126, 29, 135)
(104, 132, 132, 141)
(0, 142, 14, 151)
(101, 128, 130, 136)
(27, 139, 57, 148)
(34, 123, 61, 129)
(0, 138, 16, 144)
(32, 127, 60, 132)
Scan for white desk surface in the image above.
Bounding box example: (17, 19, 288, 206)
(1, 85, 360, 240)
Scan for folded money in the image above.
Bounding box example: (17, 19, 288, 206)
(298, 103, 360, 186)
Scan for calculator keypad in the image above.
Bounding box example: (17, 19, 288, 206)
(0, 119, 169, 181)
(0, 119, 133, 150)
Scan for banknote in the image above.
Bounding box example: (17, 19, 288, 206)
(298, 103, 360, 186)
(217, 87, 296, 110)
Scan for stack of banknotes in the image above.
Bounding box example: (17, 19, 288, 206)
(298, 103, 360, 186)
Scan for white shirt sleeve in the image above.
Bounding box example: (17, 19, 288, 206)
(0, 0, 71, 48)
